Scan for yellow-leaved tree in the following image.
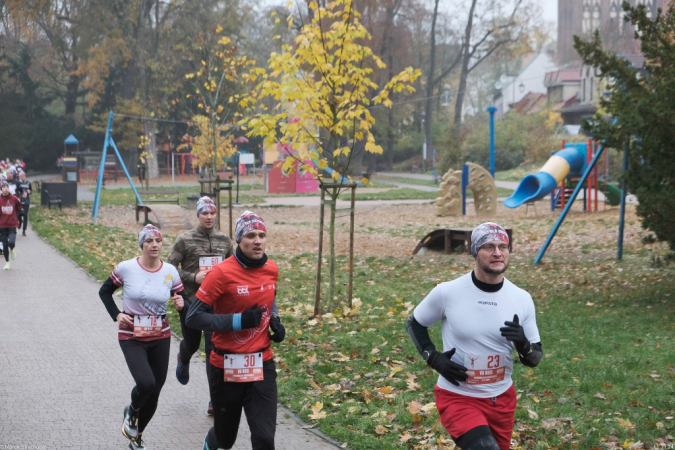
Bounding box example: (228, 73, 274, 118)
(243, 0, 420, 314)
(182, 26, 255, 176)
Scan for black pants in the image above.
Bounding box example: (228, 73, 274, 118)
(119, 337, 170, 434)
(17, 203, 28, 232)
(206, 359, 277, 450)
(178, 305, 213, 374)
(0, 228, 16, 262)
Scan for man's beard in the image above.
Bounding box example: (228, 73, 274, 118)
(480, 259, 509, 275)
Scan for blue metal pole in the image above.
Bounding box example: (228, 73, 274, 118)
(462, 164, 468, 215)
(92, 111, 114, 221)
(487, 107, 497, 178)
(534, 146, 606, 264)
(109, 139, 143, 205)
(617, 139, 629, 260)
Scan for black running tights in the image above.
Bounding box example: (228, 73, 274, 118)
(178, 306, 213, 374)
(119, 337, 170, 434)
(206, 359, 277, 450)
(0, 228, 16, 262)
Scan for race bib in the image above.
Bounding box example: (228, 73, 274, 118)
(133, 315, 163, 337)
(222, 352, 264, 382)
(463, 352, 507, 385)
(199, 255, 223, 272)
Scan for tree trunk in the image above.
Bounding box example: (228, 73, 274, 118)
(453, 0, 478, 140)
(64, 66, 80, 118)
(138, 1, 159, 179)
(328, 188, 337, 307)
(424, 0, 440, 172)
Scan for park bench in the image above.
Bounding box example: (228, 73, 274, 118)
(135, 189, 180, 223)
(42, 189, 62, 210)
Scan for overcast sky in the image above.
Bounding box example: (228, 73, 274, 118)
(259, 0, 558, 24)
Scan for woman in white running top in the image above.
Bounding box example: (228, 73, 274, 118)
(99, 224, 186, 450)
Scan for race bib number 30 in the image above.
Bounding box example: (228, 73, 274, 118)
(133, 315, 163, 337)
(222, 352, 264, 382)
(199, 256, 223, 272)
(463, 353, 507, 385)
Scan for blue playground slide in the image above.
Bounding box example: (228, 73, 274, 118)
(504, 143, 588, 208)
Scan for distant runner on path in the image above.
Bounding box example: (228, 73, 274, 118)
(0, 181, 22, 270)
(99, 224, 187, 450)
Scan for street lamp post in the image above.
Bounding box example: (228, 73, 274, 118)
(421, 111, 427, 173)
(487, 106, 497, 178)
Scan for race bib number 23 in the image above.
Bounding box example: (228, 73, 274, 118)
(463, 353, 507, 385)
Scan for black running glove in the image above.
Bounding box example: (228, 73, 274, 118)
(241, 303, 265, 329)
(426, 348, 468, 386)
(269, 315, 286, 343)
(500, 314, 531, 355)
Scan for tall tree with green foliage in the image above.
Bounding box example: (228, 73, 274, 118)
(574, 2, 675, 251)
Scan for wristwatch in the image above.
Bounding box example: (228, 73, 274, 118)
(422, 350, 432, 362)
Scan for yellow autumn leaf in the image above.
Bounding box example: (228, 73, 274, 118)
(377, 386, 393, 395)
(616, 417, 634, 429)
(389, 367, 403, 378)
(374, 425, 389, 435)
(308, 410, 327, 420)
(399, 431, 413, 443)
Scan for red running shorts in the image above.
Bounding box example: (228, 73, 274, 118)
(434, 383, 516, 450)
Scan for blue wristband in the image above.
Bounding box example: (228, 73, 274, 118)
(233, 313, 242, 331)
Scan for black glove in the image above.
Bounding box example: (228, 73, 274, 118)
(269, 315, 285, 343)
(500, 314, 530, 355)
(241, 303, 265, 330)
(426, 348, 468, 386)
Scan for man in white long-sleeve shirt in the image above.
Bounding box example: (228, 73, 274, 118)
(407, 222, 543, 450)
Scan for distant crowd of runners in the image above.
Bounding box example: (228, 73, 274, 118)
(1, 159, 31, 270)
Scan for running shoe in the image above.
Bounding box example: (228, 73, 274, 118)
(22, 230, 26, 236)
(122, 404, 139, 439)
(175, 353, 189, 385)
(3, 262, 9, 270)
(207, 401, 213, 416)
(10, 249, 16, 260)
(203, 434, 211, 450)
(128, 435, 146, 450)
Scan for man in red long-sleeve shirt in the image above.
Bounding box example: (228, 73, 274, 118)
(1, 181, 23, 269)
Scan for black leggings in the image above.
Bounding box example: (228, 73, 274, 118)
(0, 228, 16, 262)
(17, 203, 28, 232)
(206, 359, 277, 450)
(178, 306, 213, 374)
(119, 337, 170, 434)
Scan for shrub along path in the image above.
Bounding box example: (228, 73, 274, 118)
(0, 225, 341, 449)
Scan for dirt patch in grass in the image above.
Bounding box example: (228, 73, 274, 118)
(67, 200, 662, 261)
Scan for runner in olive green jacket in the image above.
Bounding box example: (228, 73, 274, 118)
(167, 196, 233, 415)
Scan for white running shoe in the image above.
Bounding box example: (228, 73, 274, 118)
(10, 249, 16, 260)
(3, 262, 9, 270)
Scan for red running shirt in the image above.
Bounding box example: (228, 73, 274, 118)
(196, 256, 278, 367)
(0, 194, 22, 228)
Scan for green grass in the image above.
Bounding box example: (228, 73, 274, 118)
(93, 185, 266, 206)
(494, 164, 541, 182)
(30, 205, 675, 449)
(375, 175, 440, 187)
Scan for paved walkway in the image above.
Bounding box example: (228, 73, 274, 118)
(0, 227, 342, 449)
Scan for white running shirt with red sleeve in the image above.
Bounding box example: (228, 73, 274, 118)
(110, 258, 184, 341)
